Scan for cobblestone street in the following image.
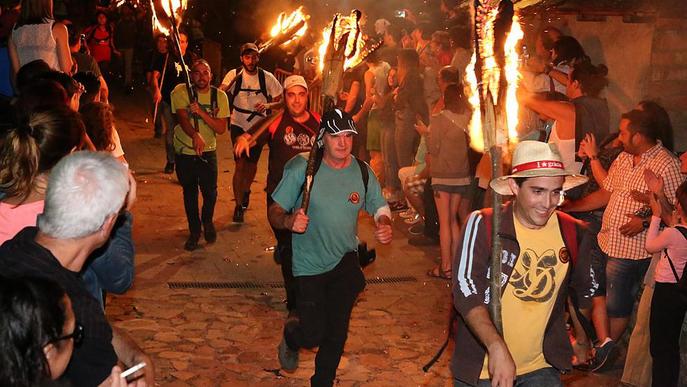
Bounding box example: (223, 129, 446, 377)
(106, 90, 622, 386)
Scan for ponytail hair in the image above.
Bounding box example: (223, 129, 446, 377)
(0, 107, 84, 203)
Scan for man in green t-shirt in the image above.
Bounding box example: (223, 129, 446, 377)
(268, 108, 393, 386)
(171, 59, 229, 251)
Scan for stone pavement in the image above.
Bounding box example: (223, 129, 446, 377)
(107, 89, 622, 386)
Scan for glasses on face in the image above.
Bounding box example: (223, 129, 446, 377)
(51, 322, 84, 347)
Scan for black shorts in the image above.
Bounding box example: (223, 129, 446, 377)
(230, 125, 263, 163)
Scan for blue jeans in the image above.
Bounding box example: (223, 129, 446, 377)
(606, 256, 650, 317)
(453, 367, 562, 387)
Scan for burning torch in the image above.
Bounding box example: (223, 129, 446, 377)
(301, 9, 363, 213)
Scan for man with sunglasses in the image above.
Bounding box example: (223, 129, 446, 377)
(171, 59, 229, 251)
(220, 43, 283, 224)
(0, 152, 154, 387)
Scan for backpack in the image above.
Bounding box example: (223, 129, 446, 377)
(228, 67, 272, 122)
(664, 225, 687, 299)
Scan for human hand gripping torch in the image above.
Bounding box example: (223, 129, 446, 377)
(300, 10, 362, 213)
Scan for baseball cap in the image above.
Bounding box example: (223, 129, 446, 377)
(240, 43, 259, 55)
(283, 75, 308, 91)
(317, 108, 358, 144)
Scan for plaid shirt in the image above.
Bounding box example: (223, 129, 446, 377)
(598, 143, 682, 259)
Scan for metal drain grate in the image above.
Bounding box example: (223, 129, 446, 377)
(168, 276, 417, 290)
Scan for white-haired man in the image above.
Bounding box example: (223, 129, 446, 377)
(452, 141, 593, 387)
(0, 152, 153, 387)
(235, 74, 319, 315)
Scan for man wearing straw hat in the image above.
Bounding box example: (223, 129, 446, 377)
(452, 141, 593, 387)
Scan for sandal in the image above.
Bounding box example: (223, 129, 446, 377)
(427, 266, 452, 280)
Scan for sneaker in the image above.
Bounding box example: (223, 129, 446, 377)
(408, 222, 424, 235)
(232, 205, 245, 224)
(184, 233, 200, 251)
(164, 162, 174, 174)
(591, 340, 618, 373)
(203, 223, 217, 243)
(277, 337, 299, 371)
(404, 214, 422, 225)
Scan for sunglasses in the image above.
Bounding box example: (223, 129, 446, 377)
(51, 322, 84, 347)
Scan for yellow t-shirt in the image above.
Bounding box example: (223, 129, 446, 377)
(170, 84, 229, 155)
(480, 213, 568, 378)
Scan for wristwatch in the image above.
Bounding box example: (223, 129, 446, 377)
(642, 219, 650, 228)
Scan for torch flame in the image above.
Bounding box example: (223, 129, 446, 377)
(467, 2, 524, 151)
(465, 52, 484, 152)
(317, 12, 365, 73)
(150, 0, 187, 36)
(269, 7, 308, 46)
(504, 14, 524, 144)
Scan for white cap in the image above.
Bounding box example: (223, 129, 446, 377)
(283, 75, 308, 91)
(375, 19, 391, 35)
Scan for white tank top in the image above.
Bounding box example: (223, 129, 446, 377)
(548, 122, 582, 173)
(12, 21, 60, 70)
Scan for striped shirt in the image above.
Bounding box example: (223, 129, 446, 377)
(598, 143, 682, 260)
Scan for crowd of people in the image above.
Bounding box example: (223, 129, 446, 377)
(0, 0, 686, 386)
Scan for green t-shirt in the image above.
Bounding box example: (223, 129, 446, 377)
(170, 84, 229, 155)
(271, 153, 387, 276)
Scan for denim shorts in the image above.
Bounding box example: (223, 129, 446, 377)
(605, 256, 651, 318)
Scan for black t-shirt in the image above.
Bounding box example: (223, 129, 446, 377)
(0, 228, 118, 387)
(151, 52, 191, 104)
(256, 110, 319, 195)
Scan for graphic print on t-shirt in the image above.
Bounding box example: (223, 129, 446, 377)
(509, 248, 559, 303)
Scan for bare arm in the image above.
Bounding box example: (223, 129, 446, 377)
(344, 81, 360, 114)
(53, 22, 74, 74)
(588, 159, 608, 186)
(562, 188, 611, 213)
(267, 201, 308, 232)
(354, 71, 375, 122)
(188, 102, 227, 134)
(99, 75, 109, 103)
(8, 34, 19, 87)
(549, 69, 568, 88)
(521, 92, 576, 138)
(464, 306, 516, 387)
(111, 326, 154, 386)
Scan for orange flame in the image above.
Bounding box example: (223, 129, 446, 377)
(269, 7, 308, 46)
(504, 15, 524, 144)
(150, 0, 187, 36)
(317, 13, 365, 73)
(467, 3, 524, 151)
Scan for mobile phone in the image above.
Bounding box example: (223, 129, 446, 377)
(394, 10, 406, 18)
(121, 362, 146, 382)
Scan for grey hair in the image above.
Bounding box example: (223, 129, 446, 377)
(38, 151, 129, 239)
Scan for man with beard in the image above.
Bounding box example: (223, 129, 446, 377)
(234, 75, 320, 316)
(172, 59, 229, 251)
(220, 43, 283, 224)
(453, 141, 593, 387)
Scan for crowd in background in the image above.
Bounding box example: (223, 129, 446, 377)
(0, 0, 686, 386)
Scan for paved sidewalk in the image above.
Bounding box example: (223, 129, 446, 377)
(107, 90, 622, 386)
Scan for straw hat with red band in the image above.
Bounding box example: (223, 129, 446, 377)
(489, 141, 589, 195)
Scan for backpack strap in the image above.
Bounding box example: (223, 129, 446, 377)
(355, 157, 369, 196)
(258, 68, 271, 102)
(210, 86, 218, 117)
(664, 225, 687, 282)
(557, 211, 579, 266)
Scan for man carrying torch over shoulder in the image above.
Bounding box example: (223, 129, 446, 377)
(267, 108, 392, 386)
